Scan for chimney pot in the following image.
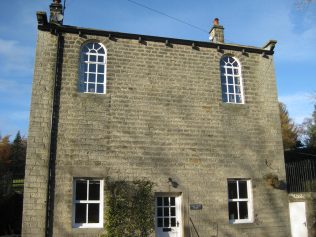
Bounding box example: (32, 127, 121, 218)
(209, 18, 224, 43)
(50, 0, 63, 24)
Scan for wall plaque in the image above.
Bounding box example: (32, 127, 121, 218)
(190, 204, 203, 210)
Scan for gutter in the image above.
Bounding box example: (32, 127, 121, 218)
(45, 29, 64, 237)
(36, 11, 276, 55)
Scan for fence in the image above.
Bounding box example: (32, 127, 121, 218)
(0, 173, 24, 197)
(286, 159, 316, 193)
(0, 174, 12, 196)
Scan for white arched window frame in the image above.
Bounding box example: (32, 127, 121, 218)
(220, 56, 244, 104)
(79, 42, 107, 94)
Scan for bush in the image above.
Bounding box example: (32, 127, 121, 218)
(102, 179, 155, 237)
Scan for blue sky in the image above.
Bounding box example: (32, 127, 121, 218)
(0, 0, 315, 138)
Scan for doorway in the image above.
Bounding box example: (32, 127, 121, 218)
(155, 194, 182, 237)
(289, 201, 308, 237)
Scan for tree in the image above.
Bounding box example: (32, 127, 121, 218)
(279, 102, 299, 150)
(303, 104, 316, 149)
(0, 136, 11, 175)
(9, 132, 27, 177)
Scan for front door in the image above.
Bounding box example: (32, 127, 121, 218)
(155, 195, 182, 237)
(289, 202, 308, 237)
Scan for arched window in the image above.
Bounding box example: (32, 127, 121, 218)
(79, 42, 107, 94)
(220, 56, 243, 104)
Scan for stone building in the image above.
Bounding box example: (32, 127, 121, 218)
(22, 1, 291, 236)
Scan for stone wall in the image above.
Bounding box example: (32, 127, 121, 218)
(22, 31, 57, 237)
(23, 29, 291, 237)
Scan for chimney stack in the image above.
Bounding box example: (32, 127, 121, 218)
(209, 18, 224, 43)
(49, 0, 64, 25)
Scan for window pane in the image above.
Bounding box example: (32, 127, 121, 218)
(98, 47, 105, 54)
(171, 218, 176, 227)
(234, 69, 239, 75)
(97, 84, 104, 93)
(84, 54, 88, 62)
(163, 197, 169, 206)
(228, 85, 234, 93)
(235, 77, 240, 85)
(90, 55, 96, 62)
(227, 76, 233, 84)
(86, 43, 93, 50)
(235, 86, 241, 94)
(170, 197, 175, 206)
(170, 207, 175, 216)
(84, 63, 88, 72)
(164, 207, 169, 216)
(221, 85, 227, 93)
(229, 94, 235, 102)
(228, 202, 238, 220)
(221, 75, 226, 84)
(222, 93, 228, 102)
(88, 204, 99, 223)
(98, 55, 104, 62)
(239, 181, 248, 198)
(220, 59, 226, 66)
(239, 201, 248, 219)
(222, 56, 229, 63)
(157, 218, 163, 227)
(157, 197, 162, 206)
(83, 73, 89, 82)
(221, 67, 225, 74)
(89, 180, 100, 200)
(97, 74, 104, 83)
(236, 95, 242, 103)
(89, 64, 96, 73)
(88, 83, 95, 93)
(157, 208, 162, 216)
(79, 82, 86, 92)
(164, 218, 169, 227)
(83, 46, 89, 53)
(88, 73, 96, 83)
(233, 61, 238, 67)
(227, 68, 233, 75)
(228, 181, 237, 199)
(76, 180, 87, 200)
(95, 43, 102, 50)
(98, 65, 105, 73)
(75, 203, 86, 223)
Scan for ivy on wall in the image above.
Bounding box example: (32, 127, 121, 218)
(101, 179, 155, 237)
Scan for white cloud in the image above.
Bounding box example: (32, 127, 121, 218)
(0, 79, 31, 95)
(279, 92, 315, 123)
(226, 0, 316, 63)
(0, 38, 34, 74)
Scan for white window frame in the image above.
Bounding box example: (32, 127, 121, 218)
(72, 178, 104, 228)
(220, 56, 244, 104)
(227, 179, 253, 224)
(79, 42, 107, 94)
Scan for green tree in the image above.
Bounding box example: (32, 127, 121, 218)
(9, 132, 27, 177)
(279, 102, 299, 150)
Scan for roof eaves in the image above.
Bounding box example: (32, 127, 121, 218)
(38, 20, 275, 55)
